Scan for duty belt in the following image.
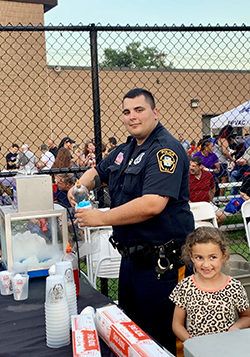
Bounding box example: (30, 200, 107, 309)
(109, 236, 182, 279)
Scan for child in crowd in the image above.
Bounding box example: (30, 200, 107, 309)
(169, 226, 250, 344)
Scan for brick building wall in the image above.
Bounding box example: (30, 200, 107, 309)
(0, 0, 50, 163)
(0, 0, 44, 25)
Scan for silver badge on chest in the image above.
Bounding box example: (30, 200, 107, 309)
(134, 152, 145, 165)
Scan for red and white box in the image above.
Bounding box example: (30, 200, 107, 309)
(95, 304, 172, 357)
(72, 314, 101, 357)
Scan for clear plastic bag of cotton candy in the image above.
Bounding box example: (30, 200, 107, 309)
(72, 180, 92, 210)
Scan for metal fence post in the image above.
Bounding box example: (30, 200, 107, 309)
(90, 23, 102, 164)
(89, 23, 105, 209)
(90, 25, 108, 294)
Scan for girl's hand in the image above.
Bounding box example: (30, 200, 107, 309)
(228, 308, 250, 331)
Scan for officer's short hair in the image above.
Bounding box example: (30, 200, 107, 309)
(123, 88, 155, 110)
(190, 156, 203, 166)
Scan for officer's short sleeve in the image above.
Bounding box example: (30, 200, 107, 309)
(142, 146, 186, 200)
(95, 157, 110, 184)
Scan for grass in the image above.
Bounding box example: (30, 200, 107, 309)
(226, 229, 250, 260)
(79, 259, 119, 300)
(223, 214, 243, 225)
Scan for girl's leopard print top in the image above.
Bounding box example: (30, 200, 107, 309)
(169, 275, 249, 337)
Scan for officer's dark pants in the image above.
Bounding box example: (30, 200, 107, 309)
(118, 256, 181, 356)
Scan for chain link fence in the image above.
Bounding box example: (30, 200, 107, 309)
(1, 24, 250, 298)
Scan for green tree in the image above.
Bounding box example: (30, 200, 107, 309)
(101, 42, 173, 69)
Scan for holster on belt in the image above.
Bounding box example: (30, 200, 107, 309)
(154, 240, 182, 279)
(109, 236, 182, 275)
(109, 235, 128, 257)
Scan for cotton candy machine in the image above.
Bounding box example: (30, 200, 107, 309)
(0, 175, 68, 277)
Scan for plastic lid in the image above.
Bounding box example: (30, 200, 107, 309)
(66, 242, 72, 254)
(78, 200, 91, 208)
(76, 179, 81, 187)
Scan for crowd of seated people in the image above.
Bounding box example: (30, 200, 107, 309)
(1, 129, 250, 255)
(187, 127, 250, 198)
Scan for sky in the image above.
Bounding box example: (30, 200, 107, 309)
(45, 0, 250, 27)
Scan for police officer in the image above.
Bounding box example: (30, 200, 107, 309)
(68, 88, 194, 354)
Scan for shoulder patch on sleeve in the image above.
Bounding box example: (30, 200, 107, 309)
(156, 149, 178, 173)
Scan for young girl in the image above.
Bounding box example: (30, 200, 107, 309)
(169, 226, 250, 344)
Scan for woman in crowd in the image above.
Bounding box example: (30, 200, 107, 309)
(51, 147, 72, 169)
(193, 139, 220, 174)
(193, 139, 220, 197)
(213, 125, 235, 196)
(82, 140, 96, 167)
(57, 137, 75, 152)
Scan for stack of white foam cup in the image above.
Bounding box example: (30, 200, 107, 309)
(45, 275, 70, 348)
(55, 261, 78, 327)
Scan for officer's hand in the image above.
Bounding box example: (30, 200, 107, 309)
(67, 186, 76, 207)
(75, 208, 104, 227)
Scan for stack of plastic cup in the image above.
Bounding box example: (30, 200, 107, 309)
(45, 275, 70, 348)
(0, 271, 14, 296)
(55, 261, 78, 324)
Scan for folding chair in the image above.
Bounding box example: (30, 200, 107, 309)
(189, 202, 218, 228)
(91, 228, 121, 289)
(79, 226, 121, 289)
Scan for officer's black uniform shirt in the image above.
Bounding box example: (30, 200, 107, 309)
(96, 122, 194, 247)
